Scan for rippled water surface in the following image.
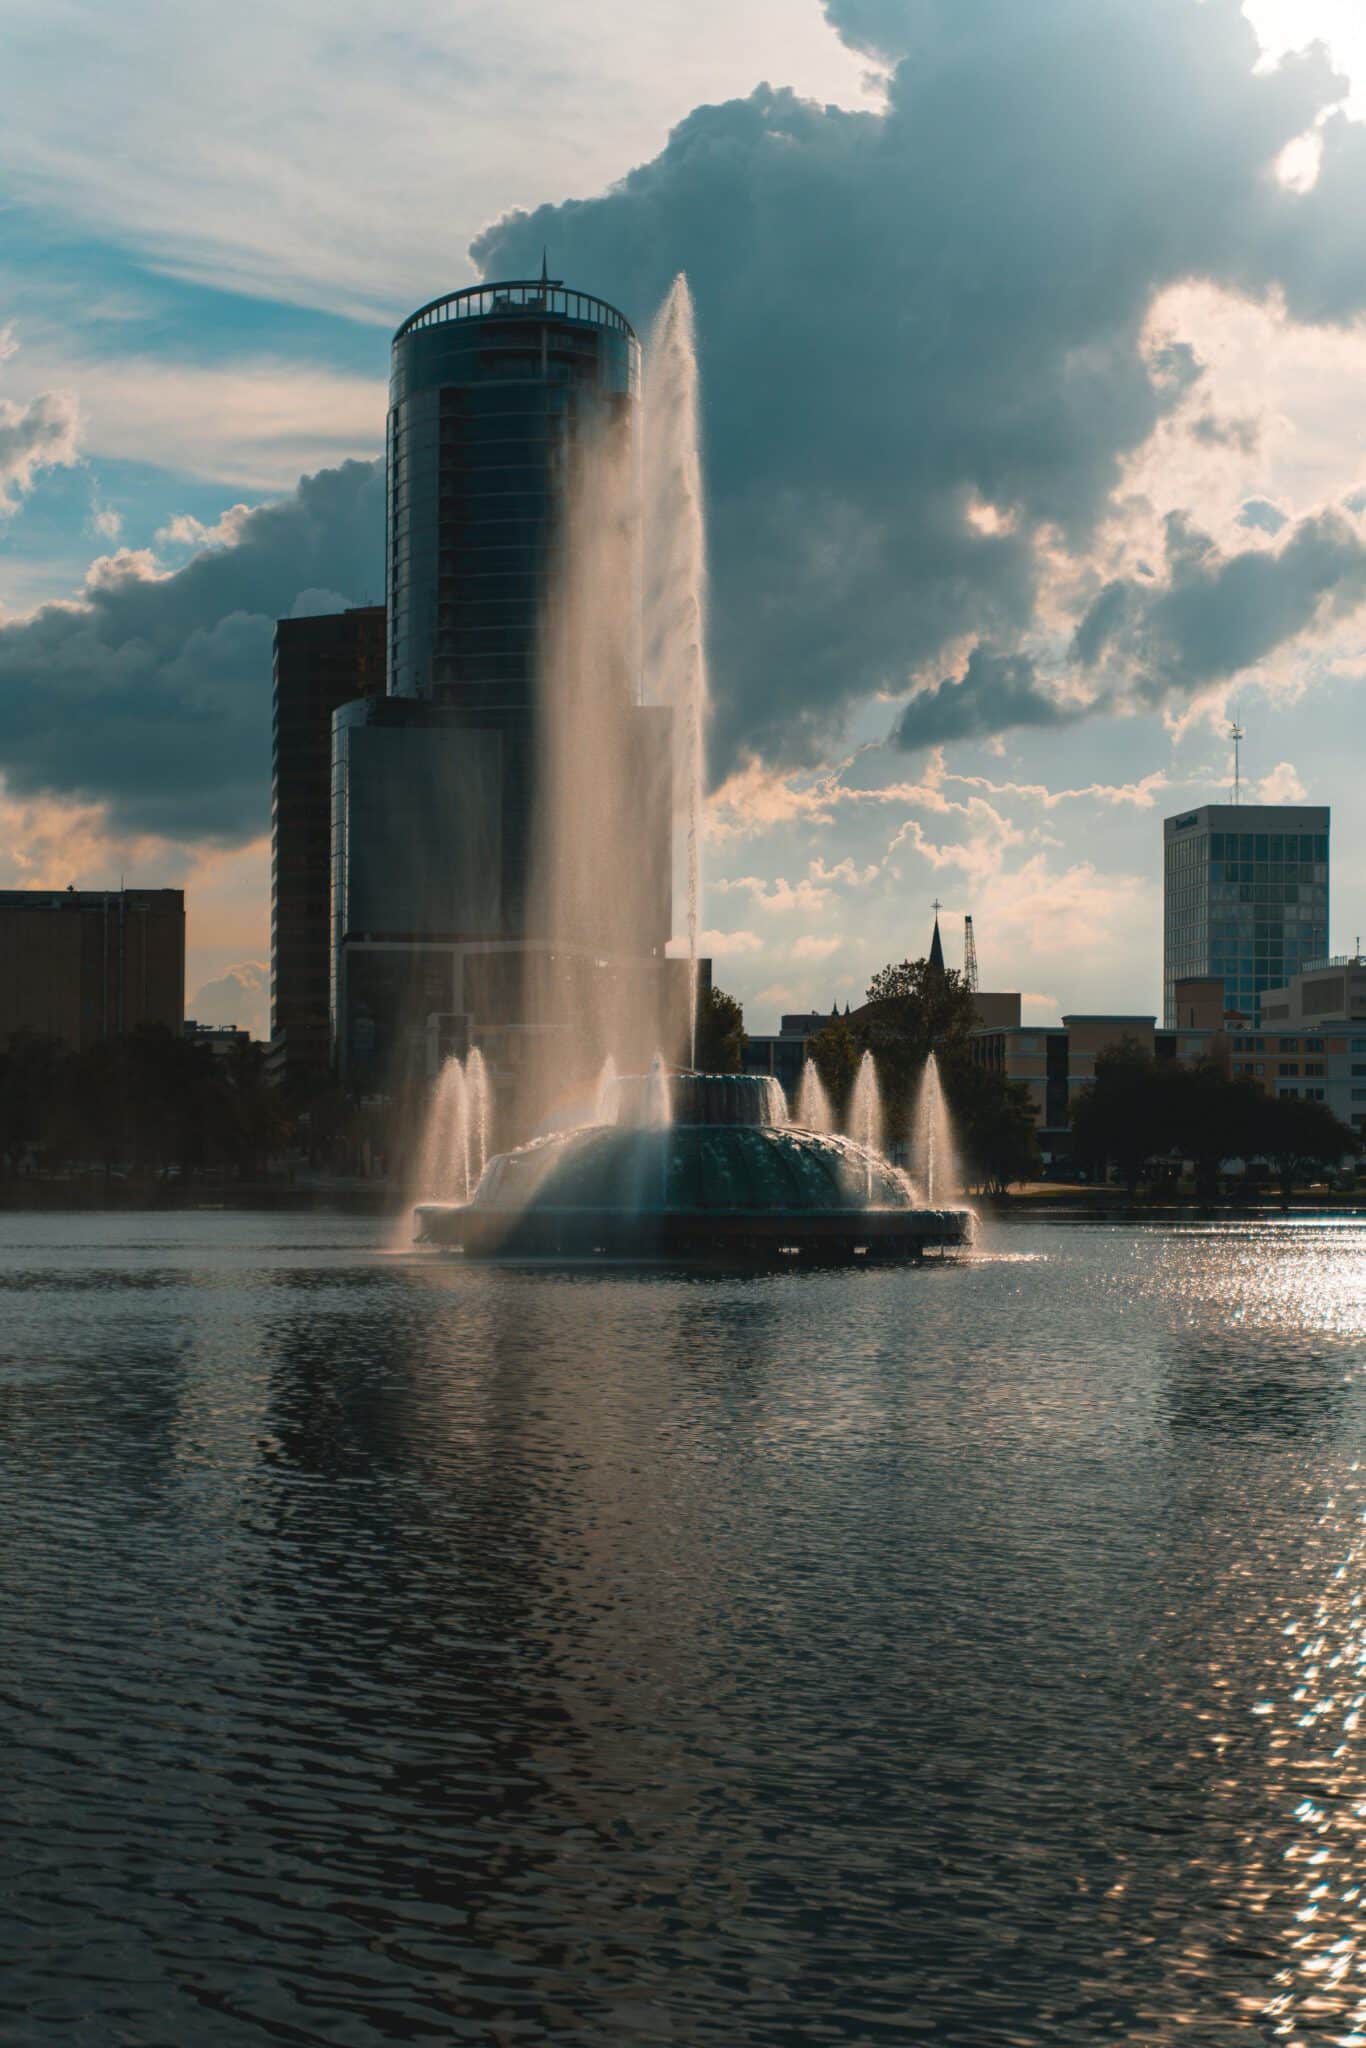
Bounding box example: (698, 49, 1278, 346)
(5, 1215, 1366, 2045)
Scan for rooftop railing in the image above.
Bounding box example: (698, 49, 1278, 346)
(1302, 955, 1366, 973)
(394, 281, 636, 344)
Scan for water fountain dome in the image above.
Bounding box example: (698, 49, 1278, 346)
(414, 1071, 973, 1263)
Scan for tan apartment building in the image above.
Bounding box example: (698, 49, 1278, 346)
(0, 889, 184, 1052)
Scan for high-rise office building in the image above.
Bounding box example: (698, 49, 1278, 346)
(332, 276, 671, 1091)
(0, 888, 184, 1051)
(269, 606, 384, 1086)
(1163, 803, 1330, 1026)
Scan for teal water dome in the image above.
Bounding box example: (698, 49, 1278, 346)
(414, 1073, 973, 1263)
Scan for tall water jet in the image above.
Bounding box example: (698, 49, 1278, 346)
(912, 1051, 964, 1207)
(644, 1054, 674, 1129)
(522, 273, 706, 1129)
(595, 1055, 619, 1125)
(466, 1047, 491, 1183)
(796, 1057, 834, 1133)
(848, 1052, 884, 1201)
(414, 1055, 471, 1203)
(644, 276, 708, 1068)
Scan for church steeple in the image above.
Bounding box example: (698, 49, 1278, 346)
(928, 898, 945, 972)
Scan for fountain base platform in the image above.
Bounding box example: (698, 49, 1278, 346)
(412, 1074, 972, 1265)
(414, 1200, 971, 1263)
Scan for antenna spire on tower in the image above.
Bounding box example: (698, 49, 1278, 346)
(1230, 719, 1245, 806)
(963, 913, 979, 993)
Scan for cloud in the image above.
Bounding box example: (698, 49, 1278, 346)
(0, 3, 869, 324)
(1073, 506, 1366, 706)
(155, 505, 253, 551)
(0, 457, 383, 838)
(713, 873, 832, 913)
(1189, 410, 1261, 453)
(1237, 496, 1289, 535)
(83, 547, 166, 591)
(808, 855, 879, 885)
(891, 647, 1085, 752)
(790, 934, 844, 959)
(10, 354, 384, 491)
(473, 0, 1366, 771)
(1254, 759, 1308, 802)
(698, 926, 765, 956)
(0, 387, 79, 512)
(187, 960, 269, 1039)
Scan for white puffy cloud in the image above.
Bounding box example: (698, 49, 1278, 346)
(698, 927, 765, 956)
(188, 960, 269, 1040)
(1254, 758, 1308, 801)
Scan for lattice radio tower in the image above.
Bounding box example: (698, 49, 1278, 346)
(963, 913, 979, 993)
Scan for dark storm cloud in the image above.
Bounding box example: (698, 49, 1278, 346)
(474, 0, 1364, 767)
(0, 460, 382, 836)
(892, 648, 1083, 750)
(1073, 507, 1366, 703)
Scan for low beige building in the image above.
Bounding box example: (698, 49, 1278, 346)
(972, 1012, 1221, 1161)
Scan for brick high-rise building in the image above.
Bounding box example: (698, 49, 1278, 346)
(269, 605, 385, 1086)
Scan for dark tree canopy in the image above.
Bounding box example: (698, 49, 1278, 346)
(695, 984, 747, 1074)
(1070, 1041, 1358, 1198)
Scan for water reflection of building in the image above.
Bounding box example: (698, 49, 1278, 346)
(324, 276, 673, 1099)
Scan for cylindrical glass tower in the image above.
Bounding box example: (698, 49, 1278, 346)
(387, 277, 639, 704)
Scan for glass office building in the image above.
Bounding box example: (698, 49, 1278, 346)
(1163, 804, 1330, 1025)
(387, 278, 638, 705)
(328, 277, 672, 1087)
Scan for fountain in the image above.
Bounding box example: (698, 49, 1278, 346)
(796, 1058, 834, 1134)
(911, 1051, 964, 1207)
(411, 275, 972, 1264)
(645, 277, 708, 1067)
(847, 1051, 884, 1201)
(415, 1072, 972, 1262)
(405, 1049, 497, 1238)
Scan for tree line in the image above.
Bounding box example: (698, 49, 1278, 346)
(798, 957, 1360, 1198)
(0, 1025, 293, 1185)
(1069, 1037, 1358, 1200)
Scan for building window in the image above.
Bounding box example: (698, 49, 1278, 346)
(1278, 1063, 1300, 1077)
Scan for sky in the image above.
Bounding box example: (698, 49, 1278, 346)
(2, 0, 1366, 1038)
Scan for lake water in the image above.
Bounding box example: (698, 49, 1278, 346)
(4, 1213, 1366, 2046)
